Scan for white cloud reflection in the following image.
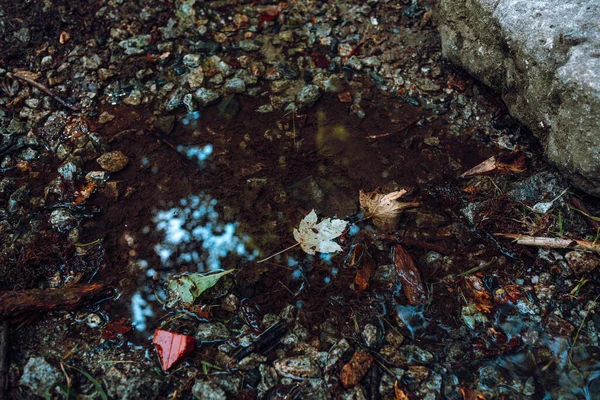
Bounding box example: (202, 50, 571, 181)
(153, 192, 256, 271)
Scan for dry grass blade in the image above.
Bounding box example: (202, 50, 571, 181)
(494, 233, 600, 254)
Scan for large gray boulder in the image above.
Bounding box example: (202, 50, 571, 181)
(434, 0, 600, 195)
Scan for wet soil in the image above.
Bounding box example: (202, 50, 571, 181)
(3, 0, 600, 399)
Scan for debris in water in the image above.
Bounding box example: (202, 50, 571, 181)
(166, 270, 234, 307)
(392, 245, 426, 304)
(360, 189, 419, 232)
(460, 150, 526, 178)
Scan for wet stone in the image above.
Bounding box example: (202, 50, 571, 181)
(385, 330, 405, 349)
(85, 171, 109, 186)
(8, 185, 29, 212)
(119, 34, 152, 55)
(221, 293, 239, 313)
(7, 118, 26, 134)
(192, 380, 226, 400)
(565, 251, 600, 275)
(274, 356, 320, 379)
(195, 322, 230, 342)
(362, 324, 378, 348)
(97, 151, 129, 172)
(415, 78, 441, 92)
(18, 147, 38, 161)
(82, 54, 102, 70)
(274, 61, 300, 79)
(224, 77, 246, 94)
(154, 115, 175, 135)
(49, 208, 78, 232)
(19, 357, 62, 398)
(185, 67, 205, 89)
(58, 161, 78, 181)
(296, 84, 321, 107)
(183, 54, 202, 68)
(406, 365, 430, 382)
(194, 88, 220, 106)
(238, 39, 262, 51)
(258, 364, 279, 392)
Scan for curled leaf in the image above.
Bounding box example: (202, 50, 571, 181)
(460, 150, 526, 178)
(293, 209, 347, 255)
(167, 270, 234, 307)
(360, 189, 419, 232)
(153, 329, 196, 371)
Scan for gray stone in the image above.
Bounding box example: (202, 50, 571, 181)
(434, 0, 600, 195)
(183, 54, 202, 68)
(7, 118, 26, 134)
(155, 115, 175, 135)
(185, 67, 205, 89)
(19, 357, 61, 398)
(238, 39, 262, 51)
(296, 84, 321, 107)
(82, 54, 102, 70)
(224, 77, 246, 94)
(195, 322, 230, 342)
(194, 88, 220, 106)
(192, 380, 227, 400)
(119, 35, 152, 55)
(49, 208, 78, 232)
(97, 151, 129, 172)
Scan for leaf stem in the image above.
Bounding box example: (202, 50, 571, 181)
(257, 243, 300, 263)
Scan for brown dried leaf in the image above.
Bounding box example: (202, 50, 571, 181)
(74, 182, 97, 205)
(360, 189, 419, 232)
(392, 245, 427, 304)
(339, 350, 373, 388)
(355, 256, 377, 292)
(394, 381, 410, 400)
(463, 275, 494, 313)
(460, 151, 526, 178)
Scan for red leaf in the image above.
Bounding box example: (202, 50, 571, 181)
(153, 329, 196, 371)
(393, 245, 427, 304)
(102, 318, 131, 340)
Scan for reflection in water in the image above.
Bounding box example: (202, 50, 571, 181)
(153, 192, 256, 270)
(131, 291, 154, 332)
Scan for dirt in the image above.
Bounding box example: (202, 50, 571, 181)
(2, 0, 600, 399)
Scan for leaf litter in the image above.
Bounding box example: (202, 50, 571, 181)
(359, 189, 419, 232)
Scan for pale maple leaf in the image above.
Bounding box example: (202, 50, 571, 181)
(359, 189, 419, 232)
(293, 209, 348, 255)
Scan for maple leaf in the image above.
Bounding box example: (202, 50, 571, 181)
(293, 209, 347, 255)
(359, 189, 419, 232)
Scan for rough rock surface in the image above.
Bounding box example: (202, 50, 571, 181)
(434, 0, 600, 195)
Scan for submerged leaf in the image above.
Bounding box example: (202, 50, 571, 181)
(460, 150, 526, 178)
(167, 270, 234, 307)
(293, 209, 347, 255)
(360, 189, 419, 232)
(392, 245, 427, 304)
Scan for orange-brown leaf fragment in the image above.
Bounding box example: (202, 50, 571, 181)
(74, 182, 97, 205)
(460, 151, 526, 178)
(458, 387, 487, 400)
(393, 245, 427, 304)
(355, 256, 377, 292)
(340, 350, 373, 388)
(394, 380, 410, 400)
(463, 275, 494, 313)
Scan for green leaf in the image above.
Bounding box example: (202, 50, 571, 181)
(167, 270, 234, 306)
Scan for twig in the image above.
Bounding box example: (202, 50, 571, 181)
(0, 283, 112, 318)
(9, 72, 80, 111)
(0, 322, 8, 399)
(570, 197, 600, 232)
(494, 233, 600, 253)
(366, 117, 423, 140)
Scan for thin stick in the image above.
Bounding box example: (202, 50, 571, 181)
(366, 117, 423, 140)
(494, 233, 600, 253)
(256, 243, 299, 263)
(10, 72, 80, 111)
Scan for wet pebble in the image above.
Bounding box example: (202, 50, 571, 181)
(192, 380, 226, 400)
(185, 67, 205, 89)
(194, 88, 220, 106)
(221, 293, 239, 313)
(258, 364, 279, 392)
(58, 161, 78, 180)
(97, 151, 129, 172)
(565, 251, 599, 275)
(119, 34, 152, 55)
(361, 323, 378, 348)
(49, 208, 78, 232)
(224, 77, 246, 94)
(325, 338, 350, 372)
(385, 330, 405, 348)
(19, 357, 62, 398)
(296, 84, 321, 107)
(195, 322, 230, 342)
(274, 356, 321, 379)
